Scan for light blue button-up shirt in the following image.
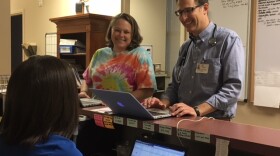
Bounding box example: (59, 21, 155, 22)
(164, 22, 244, 119)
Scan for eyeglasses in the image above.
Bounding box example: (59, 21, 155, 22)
(175, 5, 203, 16)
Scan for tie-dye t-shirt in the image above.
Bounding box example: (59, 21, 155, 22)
(83, 47, 157, 92)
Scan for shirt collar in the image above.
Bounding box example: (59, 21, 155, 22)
(198, 22, 216, 43)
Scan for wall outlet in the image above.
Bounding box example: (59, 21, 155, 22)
(38, 0, 43, 7)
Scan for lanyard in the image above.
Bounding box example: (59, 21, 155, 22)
(175, 24, 217, 83)
(175, 41, 192, 83)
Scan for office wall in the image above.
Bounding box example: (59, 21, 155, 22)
(0, 0, 11, 74)
(130, 0, 166, 70)
(233, 102, 280, 129)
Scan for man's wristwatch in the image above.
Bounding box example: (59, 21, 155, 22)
(194, 106, 201, 117)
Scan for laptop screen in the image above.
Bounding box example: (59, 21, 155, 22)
(131, 139, 186, 156)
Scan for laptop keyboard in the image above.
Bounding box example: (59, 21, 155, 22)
(80, 98, 102, 108)
(147, 108, 171, 116)
(149, 111, 167, 116)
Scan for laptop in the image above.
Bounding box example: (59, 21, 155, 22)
(91, 89, 171, 119)
(130, 138, 186, 156)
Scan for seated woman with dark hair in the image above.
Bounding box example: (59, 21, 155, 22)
(0, 55, 82, 156)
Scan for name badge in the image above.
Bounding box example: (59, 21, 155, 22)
(196, 64, 209, 74)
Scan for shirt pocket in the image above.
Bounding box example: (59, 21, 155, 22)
(199, 58, 222, 91)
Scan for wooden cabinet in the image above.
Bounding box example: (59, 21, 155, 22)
(50, 13, 112, 75)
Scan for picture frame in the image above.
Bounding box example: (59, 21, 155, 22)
(153, 63, 161, 72)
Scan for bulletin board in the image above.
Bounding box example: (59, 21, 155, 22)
(251, 0, 280, 108)
(208, 0, 250, 101)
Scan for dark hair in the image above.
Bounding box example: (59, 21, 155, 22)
(0, 55, 79, 147)
(196, 0, 208, 5)
(176, 0, 208, 5)
(106, 13, 143, 51)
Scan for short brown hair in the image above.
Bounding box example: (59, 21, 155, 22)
(106, 13, 143, 51)
(176, 0, 208, 5)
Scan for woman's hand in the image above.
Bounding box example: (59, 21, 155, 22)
(78, 91, 90, 98)
(142, 97, 167, 109)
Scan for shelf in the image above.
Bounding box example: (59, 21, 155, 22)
(155, 72, 167, 77)
(60, 53, 86, 56)
(50, 13, 112, 72)
(156, 90, 165, 92)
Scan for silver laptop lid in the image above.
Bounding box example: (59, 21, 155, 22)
(91, 89, 171, 119)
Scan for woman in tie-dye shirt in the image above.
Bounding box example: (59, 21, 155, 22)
(79, 13, 157, 102)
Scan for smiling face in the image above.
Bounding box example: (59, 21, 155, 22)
(177, 0, 209, 36)
(111, 19, 132, 53)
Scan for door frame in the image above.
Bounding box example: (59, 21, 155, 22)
(11, 9, 25, 61)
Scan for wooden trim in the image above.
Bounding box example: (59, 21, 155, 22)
(248, 0, 257, 103)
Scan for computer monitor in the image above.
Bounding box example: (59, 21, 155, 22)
(130, 138, 186, 156)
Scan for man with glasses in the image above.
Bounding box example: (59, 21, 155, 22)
(143, 0, 244, 120)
